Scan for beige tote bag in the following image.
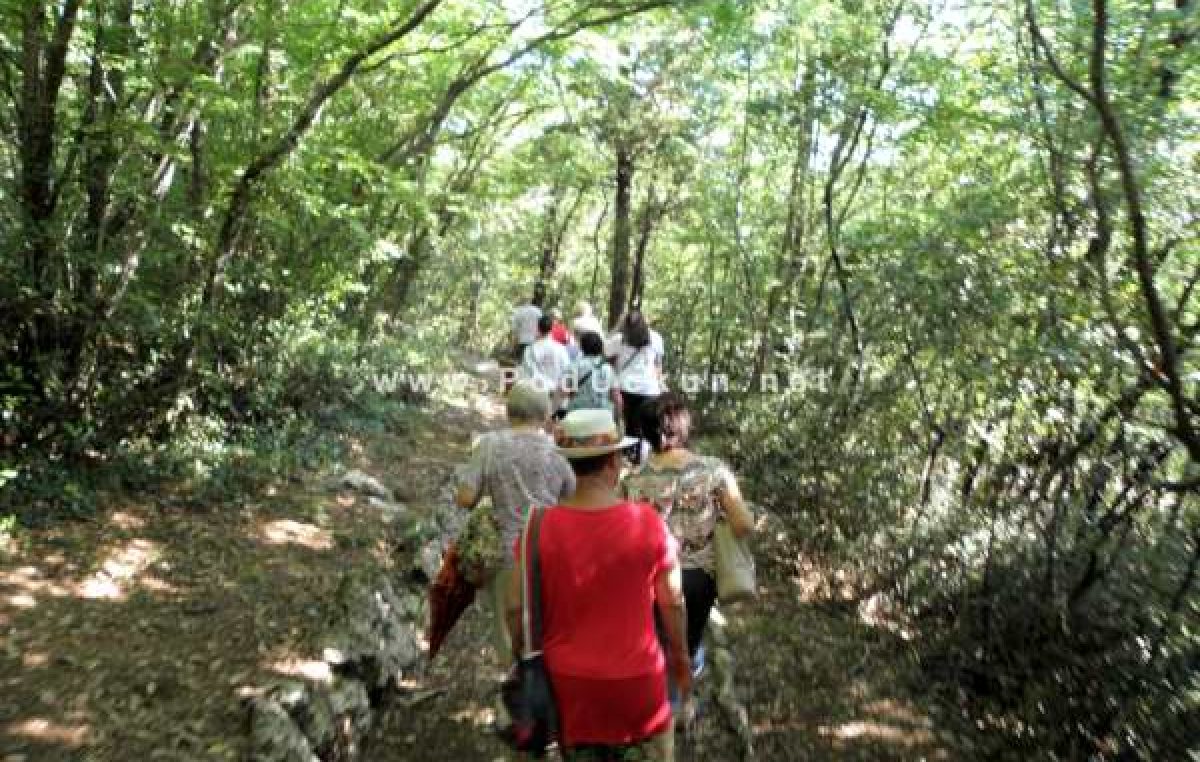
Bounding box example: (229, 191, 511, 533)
(714, 520, 757, 603)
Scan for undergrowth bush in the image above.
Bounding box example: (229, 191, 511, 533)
(1, 317, 452, 526)
(724, 353, 1198, 760)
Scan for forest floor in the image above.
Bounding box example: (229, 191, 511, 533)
(0, 356, 957, 761)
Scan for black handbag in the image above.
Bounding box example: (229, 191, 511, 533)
(500, 506, 558, 756)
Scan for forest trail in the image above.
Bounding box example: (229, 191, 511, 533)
(369, 362, 953, 761)
(1, 355, 951, 761)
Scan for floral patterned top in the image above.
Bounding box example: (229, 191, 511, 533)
(622, 454, 732, 574)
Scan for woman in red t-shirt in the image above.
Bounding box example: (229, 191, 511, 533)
(507, 409, 691, 760)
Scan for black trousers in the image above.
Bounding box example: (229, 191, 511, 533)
(655, 567, 718, 663)
(621, 392, 658, 460)
(682, 568, 718, 660)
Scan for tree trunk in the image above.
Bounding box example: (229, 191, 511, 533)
(535, 187, 563, 301)
(607, 142, 635, 329)
(628, 194, 663, 313)
(11, 0, 83, 441)
(68, 0, 135, 396)
(748, 61, 817, 390)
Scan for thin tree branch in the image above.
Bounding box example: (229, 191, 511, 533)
(1089, 0, 1198, 460)
(205, 0, 445, 310)
(1025, 0, 1098, 108)
(1174, 264, 1200, 325)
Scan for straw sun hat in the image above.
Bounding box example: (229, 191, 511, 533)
(555, 409, 639, 459)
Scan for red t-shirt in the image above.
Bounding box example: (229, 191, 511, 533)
(550, 320, 571, 346)
(515, 502, 676, 680)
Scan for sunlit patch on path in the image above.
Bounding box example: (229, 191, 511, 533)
(255, 519, 334, 551)
(4, 716, 91, 748)
(77, 538, 165, 601)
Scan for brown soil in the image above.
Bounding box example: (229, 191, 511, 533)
(1, 368, 951, 761)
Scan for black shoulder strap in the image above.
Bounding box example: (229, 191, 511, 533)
(576, 367, 593, 390)
(576, 357, 605, 390)
(618, 344, 647, 373)
(528, 507, 545, 650)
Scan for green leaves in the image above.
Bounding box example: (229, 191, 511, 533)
(1, 1, 1196, 752)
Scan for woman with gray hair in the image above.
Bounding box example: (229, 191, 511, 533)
(455, 380, 576, 725)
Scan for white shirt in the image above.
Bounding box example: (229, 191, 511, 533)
(614, 331, 665, 395)
(512, 305, 542, 345)
(521, 336, 571, 395)
(571, 313, 604, 339)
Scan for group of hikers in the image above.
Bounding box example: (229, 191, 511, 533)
(443, 293, 755, 760)
(509, 296, 667, 462)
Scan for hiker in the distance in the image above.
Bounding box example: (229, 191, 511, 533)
(506, 409, 691, 760)
(549, 307, 572, 347)
(565, 331, 622, 418)
(520, 314, 572, 419)
(454, 380, 575, 729)
(608, 308, 666, 461)
(622, 393, 755, 751)
(511, 289, 544, 365)
(572, 301, 604, 339)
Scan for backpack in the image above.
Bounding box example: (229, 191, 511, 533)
(567, 358, 613, 412)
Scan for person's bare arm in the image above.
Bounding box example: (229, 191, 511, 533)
(716, 469, 755, 537)
(654, 561, 691, 700)
(455, 437, 486, 509)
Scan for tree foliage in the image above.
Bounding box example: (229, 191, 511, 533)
(1, 0, 1196, 757)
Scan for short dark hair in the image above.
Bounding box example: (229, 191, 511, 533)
(570, 451, 618, 477)
(579, 331, 604, 357)
(644, 393, 691, 453)
(537, 314, 554, 334)
(622, 309, 650, 348)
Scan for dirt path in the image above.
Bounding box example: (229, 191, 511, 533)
(368, 363, 951, 761)
(1, 358, 951, 761)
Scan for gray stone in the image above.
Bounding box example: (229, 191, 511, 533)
(248, 695, 321, 762)
(265, 680, 308, 710)
(256, 681, 336, 755)
(367, 496, 408, 525)
(323, 573, 421, 692)
(432, 499, 463, 533)
(416, 540, 444, 583)
(325, 678, 372, 760)
(397, 591, 425, 621)
(339, 470, 394, 501)
(327, 678, 370, 730)
(250, 461, 451, 760)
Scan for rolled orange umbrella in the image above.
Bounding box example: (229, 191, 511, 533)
(426, 541, 479, 660)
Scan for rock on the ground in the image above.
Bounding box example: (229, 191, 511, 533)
(248, 571, 424, 762)
(249, 464, 450, 760)
(339, 470, 394, 501)
(247, 677, 372, 762)
(248, 687, 322, 762)
(367, 496, 407, 525)
(326, 678, 372, 759)
(323, 572, 422, 693)
(416, 539, 445, 584)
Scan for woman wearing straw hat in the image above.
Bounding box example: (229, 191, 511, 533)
(506, 409, 691, 760)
